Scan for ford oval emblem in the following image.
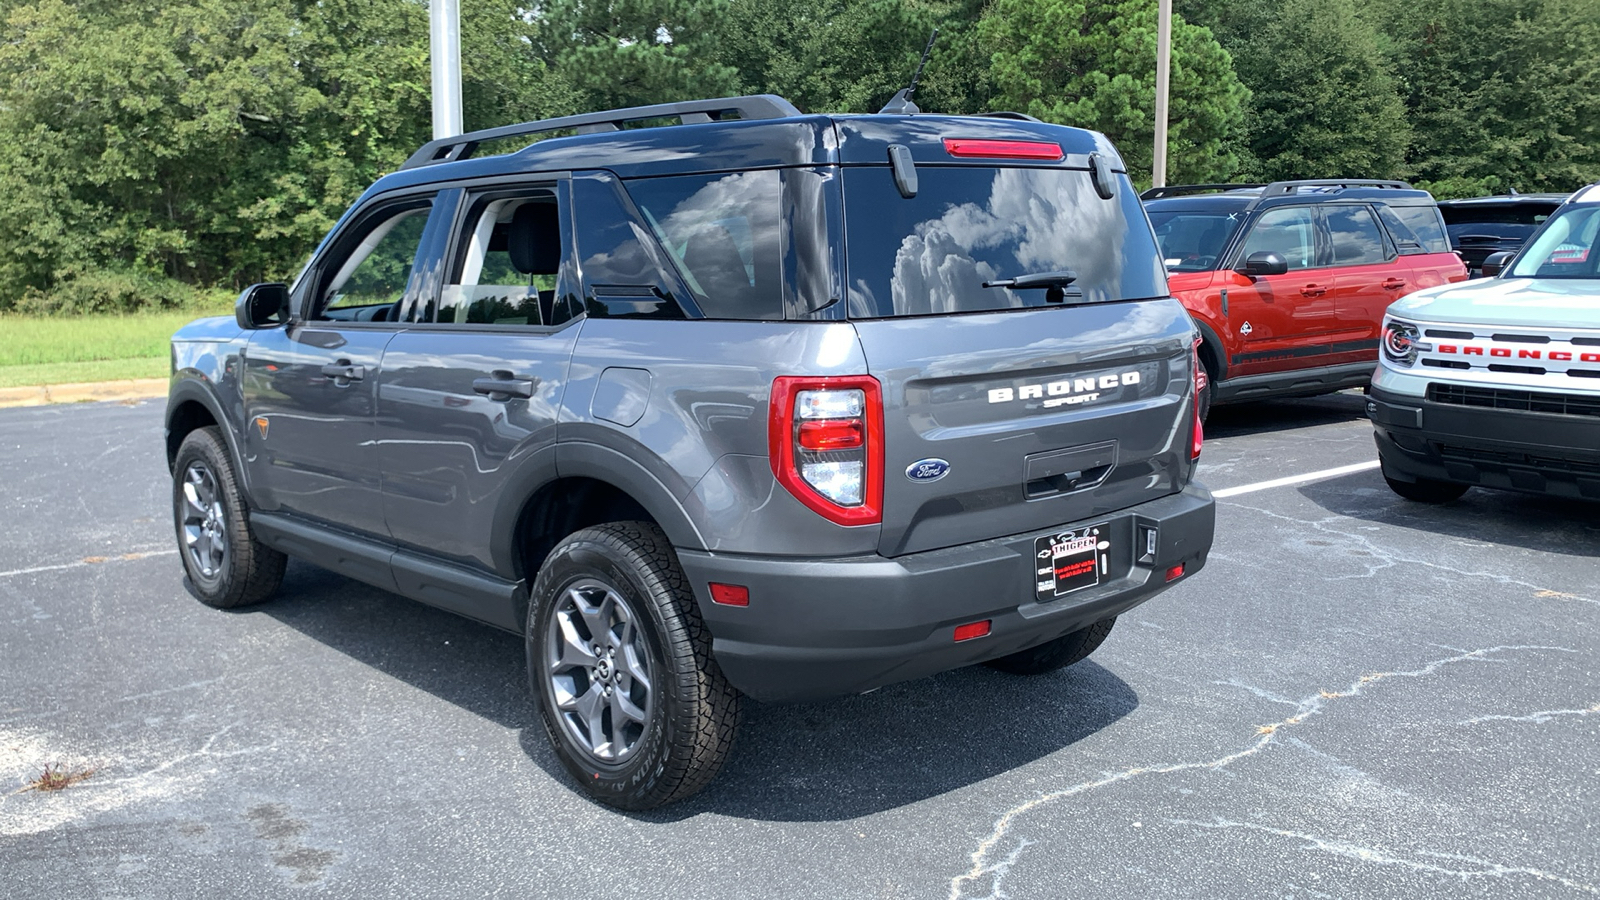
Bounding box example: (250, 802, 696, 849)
(906, 458, 951, 483)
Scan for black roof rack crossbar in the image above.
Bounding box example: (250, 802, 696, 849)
(1260, 179, 1413, 196)
(400, 94, 804, 171)
(1139, 183, 1264, 200)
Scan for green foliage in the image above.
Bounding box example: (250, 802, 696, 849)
(15, 270, 226, 315)
(535, 0, 740, 110)
(979, 0, 1249, 186)
(1229, 0, 1410, 181)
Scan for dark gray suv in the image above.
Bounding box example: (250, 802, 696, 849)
(165, 95, 1216, 809)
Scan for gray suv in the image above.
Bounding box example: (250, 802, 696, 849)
(165, 95, 1216, 809)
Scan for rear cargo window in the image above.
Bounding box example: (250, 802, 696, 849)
(843, 166, 1166, 317)
(1386, 204, 1451, 254)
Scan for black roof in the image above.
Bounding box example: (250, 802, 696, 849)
(1142, 179, 1436, 213)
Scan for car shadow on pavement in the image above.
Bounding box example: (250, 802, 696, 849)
(263, 562, 1139, 821)
(617, 658, 1138, 823)
(1205, 390, 1370, 440)
(1297, 471, 1600, 558)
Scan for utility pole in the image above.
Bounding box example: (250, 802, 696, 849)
(430, 0, 464, 140)
(1153, 0, 1172, 188)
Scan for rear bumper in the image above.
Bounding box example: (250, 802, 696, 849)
(1368, 386, 1600, 500)
(677, 483, 1215, 702)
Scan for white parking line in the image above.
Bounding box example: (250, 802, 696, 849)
(1212, 460, 1382, 499)
(0, 549, 177, 580)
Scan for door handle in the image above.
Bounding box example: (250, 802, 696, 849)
(473, 374, 536, 400)
(320, 361, 365, 381)
(1382, 278, 1408, 290)
(1300, 284, 1327, 297)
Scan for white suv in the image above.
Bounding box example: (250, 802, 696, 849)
(1368, 183, 1600, 502)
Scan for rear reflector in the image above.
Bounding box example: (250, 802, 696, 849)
(1165, 564, 1185, 583)
(709, 583, 750, 606)
(943, 139, 1063, 160)
(954, 620, 991, 642)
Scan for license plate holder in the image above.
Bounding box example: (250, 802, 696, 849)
(1034, 524, 1109, 602)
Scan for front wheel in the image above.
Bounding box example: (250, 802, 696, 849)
(171, 427, 286, 609)
(529, 522, 741, 810)
(986, 617, 1116, 676)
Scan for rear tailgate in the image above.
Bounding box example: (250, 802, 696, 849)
(856, 302, 1196, 556)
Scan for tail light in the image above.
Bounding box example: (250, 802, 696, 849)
(1191, 340, 1204, 461)
(770, 376, 884, 526)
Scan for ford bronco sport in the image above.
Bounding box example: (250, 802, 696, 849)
(165, 94, 1215, 809)
(1143, 181, 1467, 419)
(1371, 183, 1600, 503)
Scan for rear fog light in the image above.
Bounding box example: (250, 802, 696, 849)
(709, 583, 750, 606)
(1165, 564, 1185, 583)
(954, 620, 991, 642)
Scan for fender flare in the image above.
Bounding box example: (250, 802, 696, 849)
(1189, 315, 1229, 383)
(555, 442, 706, 550)
(165, 376, 256, 506)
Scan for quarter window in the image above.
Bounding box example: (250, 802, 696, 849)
(626, 171, 783, 320)
(1324, 205, 1390, 266)
(1238, 207, 1317, 270)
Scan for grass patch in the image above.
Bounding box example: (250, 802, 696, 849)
(0, 304, 231, 386)
(21, 762, 95, 793)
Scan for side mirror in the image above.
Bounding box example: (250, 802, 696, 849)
(235, 282, 289, 329)
(1480, 250, 1515, 278)
(1236, 250, 1289, 278)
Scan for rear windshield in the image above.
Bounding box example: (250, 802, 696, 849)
(1386, 204, 1451, 254)
(843, 166, 1167, 318)
(1146, 209, 1243, 271)
(1440, 206, 1555, 245)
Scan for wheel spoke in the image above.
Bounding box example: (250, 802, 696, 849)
(620, 644, 650, 693)
(611, 690, 647, 729)
(552, 612, 597, 671)
(573, 682, 609, 756)
(183, 481, 207, 517)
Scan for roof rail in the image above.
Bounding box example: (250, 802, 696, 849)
(1260, 179, 1414, 196)
(399, 94, 804, 171)
(1139, 183, 1264, 201)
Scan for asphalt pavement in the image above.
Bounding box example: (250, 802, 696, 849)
(2, 393, 1596, 898)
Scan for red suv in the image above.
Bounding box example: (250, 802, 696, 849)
(1143, 181, 1468, 418)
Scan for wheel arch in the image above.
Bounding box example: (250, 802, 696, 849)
(165, 380, 254, 504)
(1190, 315, 1228, 383)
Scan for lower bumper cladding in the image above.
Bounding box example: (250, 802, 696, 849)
(677, 483, 1215, 702)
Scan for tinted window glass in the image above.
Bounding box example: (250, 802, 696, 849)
(1324, 205, 1389, 265)
(844, 166, 1165, 318)
(625, 171, 782, 320)
(1239, 206, 1316, 270)
(1147, 210, 1243, 272)
(574, 174, 689, 320)
(316, 201, 432, 319)
(1390, 204, 1451, 253)
(1509, 206, 1600, 279)
(1374, 205, 1425, 255)
(437, 191, 562, 326)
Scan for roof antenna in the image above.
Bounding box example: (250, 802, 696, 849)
(879, 29, 939, 115)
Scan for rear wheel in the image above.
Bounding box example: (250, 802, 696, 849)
(1383, 472, 1469, 504)
(171, 427, 286, 608)
(1196, 353, 1216, 423)
(986, 617, 1116, 676)
(529, 522, 741, 810)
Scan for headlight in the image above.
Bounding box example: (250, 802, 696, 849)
(1381, 319, 1430, 366)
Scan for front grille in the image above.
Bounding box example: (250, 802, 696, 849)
(1428, 383, 1600, 418)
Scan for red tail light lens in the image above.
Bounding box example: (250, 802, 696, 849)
(943, 139, 1064, 160)
(954, 620, 992, 642)
(1191, 340, 1204, 461)
(770, 376, 884, 526)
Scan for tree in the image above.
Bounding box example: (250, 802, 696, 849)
(979, 0, 1249, 186)
(1235, 0, 1410, 181)
(1377, 0, 1600, 197)
(535, 0, 740, 111)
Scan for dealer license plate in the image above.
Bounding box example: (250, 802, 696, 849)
(1034, 524, 1109, 603)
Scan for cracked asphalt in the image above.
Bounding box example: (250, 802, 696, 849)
(2, 392, 1596, 898)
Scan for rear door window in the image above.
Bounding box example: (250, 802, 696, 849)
(843, 166, 1165, 317)
(1323, 205, 1391, 266)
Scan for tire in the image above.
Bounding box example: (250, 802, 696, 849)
(1383, 472, 1469, 504)
(171, 427, 286, 609)
(528, 522, 742, 810)
(1196, 360, 1215, 424)
(985, 617, 1116, 676)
